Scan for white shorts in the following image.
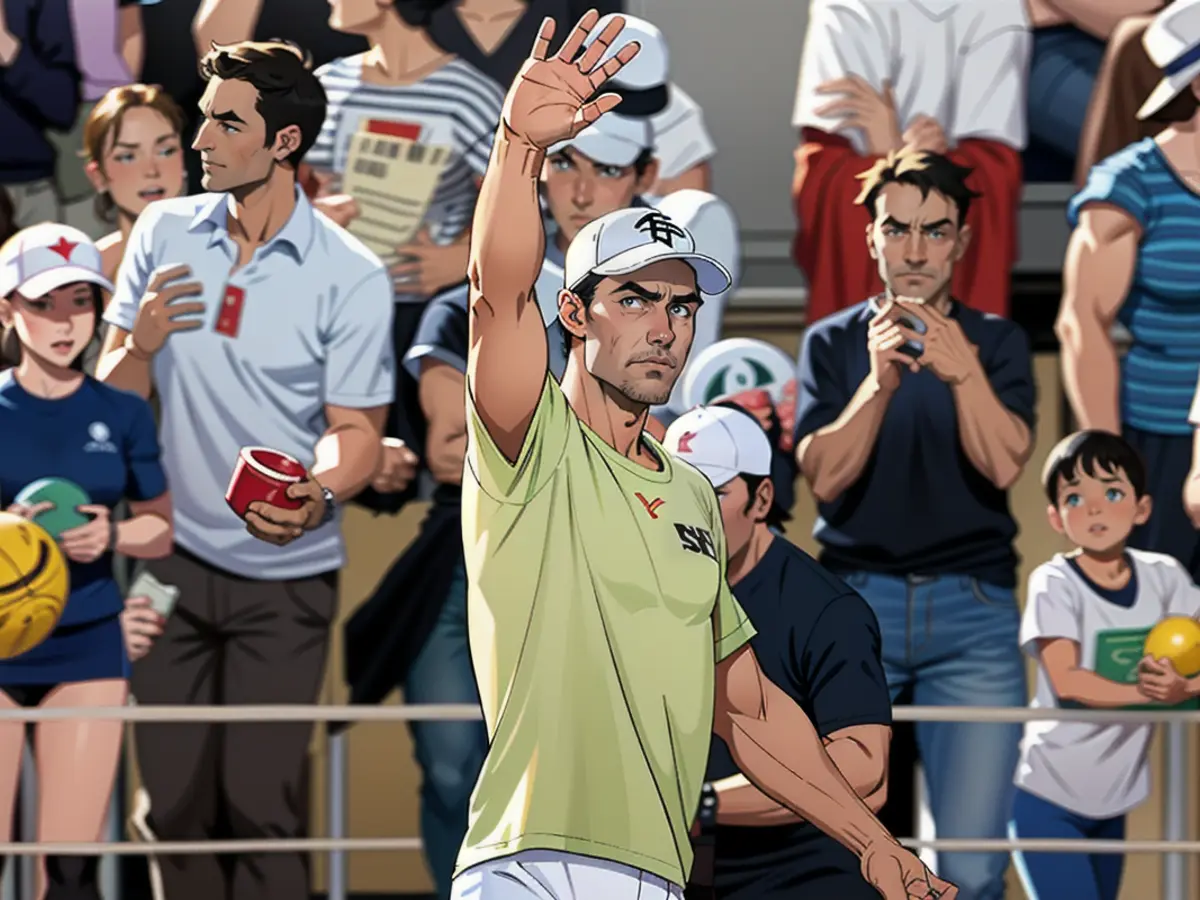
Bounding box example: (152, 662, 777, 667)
(450, 849, 685, 900)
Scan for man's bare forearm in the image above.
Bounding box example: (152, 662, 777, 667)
(798, 376, 893, 503)
(723, 678, 893, 855)
(951, 367, 1033, 490)
(96, 346, 153, 400)
(468, 123, 546, 323)
(714, 733, 885, 826)
(313, 424, 383, 502)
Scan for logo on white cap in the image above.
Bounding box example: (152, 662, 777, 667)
(663, 405, 773, 489)
(564, 207, 732, 296)
(635, 211, 688, 248)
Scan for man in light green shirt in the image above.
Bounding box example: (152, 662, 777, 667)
(451, 11, 957, 900)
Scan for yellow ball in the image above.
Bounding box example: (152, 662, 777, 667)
(1144, 616, 1200, 677)
(0, 512, 68, 660)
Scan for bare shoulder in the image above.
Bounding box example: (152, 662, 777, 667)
(96, 231, 125, 282)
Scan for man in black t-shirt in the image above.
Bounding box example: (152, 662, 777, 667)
(792, 147, 1035, 900)
(663, 405, 892, 899)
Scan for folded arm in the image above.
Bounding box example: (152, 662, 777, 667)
(714, 723, 890, 826)
(192, 0, 266, 57)
(1038, 638, 1145, 707)
(713, 644, 892, 855)
(467, 122, 551, 462)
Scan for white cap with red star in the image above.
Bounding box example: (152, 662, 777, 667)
(0, 222, 114, 300)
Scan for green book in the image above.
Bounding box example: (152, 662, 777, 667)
(1086, 627, 1199, 711)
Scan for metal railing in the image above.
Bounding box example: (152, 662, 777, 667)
(0, 704, 1189, 899)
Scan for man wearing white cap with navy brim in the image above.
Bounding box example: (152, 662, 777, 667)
(580, 12, 717, 197)
(662, 405, 892, 900)
(1063, 0, 1200, 590)
(451, 10, 953, 900)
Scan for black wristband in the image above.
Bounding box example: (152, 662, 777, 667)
(697, 782, 718, 836)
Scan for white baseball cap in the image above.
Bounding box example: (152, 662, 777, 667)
(1139, 0, 1200, 119)
(0, 223, 114, 299)
(564, 206, 731, 295)
(663, 405, 773, 489)
(548, 111, 654, 168)
(585, 14, 669, 90)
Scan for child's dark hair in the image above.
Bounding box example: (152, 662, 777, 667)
(710, 401, 792, 532)
(1041, 430, 1148, 505)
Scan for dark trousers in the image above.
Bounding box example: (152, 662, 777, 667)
(1124, 428, 1200, 581)
(131, 547, 338, 900)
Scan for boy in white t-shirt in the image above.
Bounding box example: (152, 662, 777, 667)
(1011, 431, 1200, 900)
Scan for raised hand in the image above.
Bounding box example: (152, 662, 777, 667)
(505, 10, 641, 150)
(129, 264, 205, 357)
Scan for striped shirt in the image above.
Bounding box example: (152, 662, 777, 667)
(307, 55, 504, 244)
(1069, 139, 1200, 436)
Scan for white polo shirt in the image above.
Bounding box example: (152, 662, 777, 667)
(104, 190, 395, 580)
(792, 0, 1030, 154)
(1016, 550, 1200, 818)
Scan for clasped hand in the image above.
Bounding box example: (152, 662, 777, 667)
(5, 501, 113, 563)
(878, 300, 981, 386)
(1138, 656, 1193, 705)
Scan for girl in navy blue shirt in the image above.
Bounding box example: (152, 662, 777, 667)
(0, 222, 173, 899)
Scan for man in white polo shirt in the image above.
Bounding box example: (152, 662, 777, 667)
(96, 40, 394, 900)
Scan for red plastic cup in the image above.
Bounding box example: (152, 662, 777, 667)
(225, 447, 306, 518)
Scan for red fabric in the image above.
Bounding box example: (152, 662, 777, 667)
(791, 128, 1022, 324)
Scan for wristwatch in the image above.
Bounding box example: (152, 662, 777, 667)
(318, 486, 336, 527)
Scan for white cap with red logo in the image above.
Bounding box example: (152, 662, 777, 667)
(663, 405, 773, 489)
(0, 223, 114, 300)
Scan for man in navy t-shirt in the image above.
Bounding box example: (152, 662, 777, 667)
(792, 147, 1036, 900)
(663, 405, 892, 899)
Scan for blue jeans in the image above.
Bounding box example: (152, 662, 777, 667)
(842, 572, 1026, 900)
(1009, 788, 1125, 900)
(405, 559, 489, 900)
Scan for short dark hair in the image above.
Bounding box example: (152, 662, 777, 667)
(0, 284, 104, 370)
(560, 271, 605, 357)
(855, 147, 981, 226)
(1041, 430, 1149, 505)
(199, 40, 326, 168)
(710, 401, 792, 533)
(392, 0, 456, 28)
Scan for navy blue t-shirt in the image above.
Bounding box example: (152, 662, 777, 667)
(0, 373, 167, 626)
(706, 538, 892, 898)
(793, 298, 1036, 587)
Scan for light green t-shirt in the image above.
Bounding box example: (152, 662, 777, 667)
(456, 375, 756, 887)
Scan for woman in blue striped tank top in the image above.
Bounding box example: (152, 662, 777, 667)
(1059, 0, 1200, 582)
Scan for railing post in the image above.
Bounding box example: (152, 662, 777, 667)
(99, 755, 123, 900)
(1163, 721, 1188, 900)
(326, 727, 348, 900)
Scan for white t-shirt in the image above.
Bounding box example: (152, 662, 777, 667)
(791, 0, 1030, 154)
(652, 84, 717, 182)
(1015, 550, 1200, 818)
